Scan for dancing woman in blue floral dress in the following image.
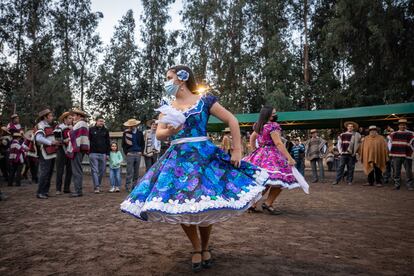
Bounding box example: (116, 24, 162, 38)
(120, 65, 269, 272)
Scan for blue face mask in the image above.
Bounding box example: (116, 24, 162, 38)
(164, 80, 180, 96)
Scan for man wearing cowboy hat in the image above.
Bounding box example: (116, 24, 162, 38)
(7, 114, 23, 135)
(305, 129, 327, 182)
(34, 109, 61, 199)
(122, 119, 144, 192)
(359, 126, 388, 187)
(221, 127, 232, 155)
(388, 119, 414, 190)
(67, 109, 90, 197)
(8, 132, 28, 186)
(333, 121, 362, 185)
(89, 115, 111, 193)
(54, 112, 73, 195)
(143, 119, 161, 172)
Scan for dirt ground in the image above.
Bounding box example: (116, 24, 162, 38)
(0, 170, 413, 276)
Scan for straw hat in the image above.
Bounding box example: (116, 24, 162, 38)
(71, 108, 89, 118)
(222, 127, 231, 133)
(344, 121, 359, 129)
(368, 125, 379, 131)
(310, 129, 318, 133)
(12, 132, 22, 138)
(11, 114, 19, 120)
(58, 111, 71, 123)
(394, 118, 411, 125)
(123, 119, 141, 127)
(37, 109, 53, 121)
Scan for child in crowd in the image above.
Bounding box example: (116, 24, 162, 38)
(8, 132, 28, 186)
(109, 142, 123, 192)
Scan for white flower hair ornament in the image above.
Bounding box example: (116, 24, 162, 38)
(176, 70, 190, 81)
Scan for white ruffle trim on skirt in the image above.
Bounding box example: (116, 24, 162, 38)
(120, 169, 269, 225)
(264, 167, 309, 194)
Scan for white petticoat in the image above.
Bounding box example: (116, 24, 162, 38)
(120, 170, 269, 226)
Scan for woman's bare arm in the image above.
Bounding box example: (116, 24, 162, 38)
(271, 131, 296, 166)
(156, 114, 182, 141)
(250, 131, 258, 151)
(210, 102, 242, 167)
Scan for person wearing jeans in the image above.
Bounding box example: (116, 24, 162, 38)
(122, 119, 144, 192)
(109, 142, 123, 192)
(34, 109, 60, 199)
(290, 138, 305, 176)
(143, 119, 161, 172)
(388, 119, 414, 190)
(89, 116, 110, 193)
(67, 109, 90, 197)
(333, 121, 361, 185)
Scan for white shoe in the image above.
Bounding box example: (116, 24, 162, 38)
(94, 188, 100, 194)
(109, 187, 115, 193)
(115, 187, 120, 192)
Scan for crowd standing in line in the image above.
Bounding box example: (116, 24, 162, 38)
(0, 112, 413, 202)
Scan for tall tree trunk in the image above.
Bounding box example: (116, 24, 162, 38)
(80, 68, 84, 110)
(15, 0, 24, 89)
(303, 0, 310, 110)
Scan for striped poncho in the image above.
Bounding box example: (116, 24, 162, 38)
(9, 139, 28, 164)
(66, 120, 90, 159)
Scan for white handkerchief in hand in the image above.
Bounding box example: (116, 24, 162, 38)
(155, 105, 186, 128)
(292, 167, 310, 194)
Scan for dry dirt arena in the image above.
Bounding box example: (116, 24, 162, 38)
(0, 171, 413, 276)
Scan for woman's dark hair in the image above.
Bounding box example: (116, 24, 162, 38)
(254, 106, 274, 134)
(168, 65, 197, 93)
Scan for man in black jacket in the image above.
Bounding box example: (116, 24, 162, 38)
(122, 119, 144, 191)
(89, 116, 110, 193)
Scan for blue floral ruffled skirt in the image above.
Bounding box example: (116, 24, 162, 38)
(120, 140, 268, 226)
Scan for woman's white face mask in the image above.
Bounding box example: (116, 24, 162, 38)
(164, 79, 180, 97)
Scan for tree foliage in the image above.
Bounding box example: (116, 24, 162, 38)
(1, 0, 413, 128)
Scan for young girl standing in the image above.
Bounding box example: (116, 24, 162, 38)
(109, 142, 123, 193)
(121, 65, 269, 272)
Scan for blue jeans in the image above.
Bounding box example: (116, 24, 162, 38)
(295, 159, 305, 176)
(109, 167, 121, 187)
(310, 158, 324, 181)
(89, 153, 107, 188)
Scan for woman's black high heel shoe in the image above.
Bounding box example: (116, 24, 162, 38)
(247, 206, 261, 213)
(201, 249, 213, 269)
(191, 251, 202, 272)
(261, 203, 282, 215)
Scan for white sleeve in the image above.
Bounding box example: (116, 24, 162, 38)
(154, 137, 161, 151)
(35, 133, 52, 146)
(337, 137, 342, 154)
(322, 144, 327, 154)
(387, 136, 392, 151)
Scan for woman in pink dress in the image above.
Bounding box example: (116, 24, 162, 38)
(244, 106, 300, 214)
